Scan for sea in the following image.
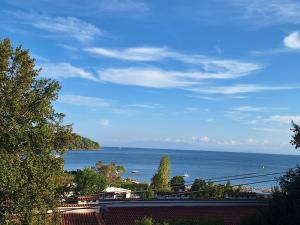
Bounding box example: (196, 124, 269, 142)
(63, 147, 300, 189)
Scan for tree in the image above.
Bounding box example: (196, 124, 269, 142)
(94, 161, 125, 184)
(291, 121, 300, 149)
(135, 217, 154, 225)
(74, 168, 107, 195)
(0, 38, 73, 224)
(170, 176, 185, 192)
(151, 155, 171, 191)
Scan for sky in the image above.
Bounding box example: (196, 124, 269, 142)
(1, 0, 300, 154)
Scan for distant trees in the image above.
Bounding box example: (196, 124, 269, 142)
(68, 133, 100, 150)
(191, 179, 235, 198)
(170, 176, 185, 192)
(0, 38, 74, 224)
(151, 155, 171, 191)
(74, 168, 107, 195)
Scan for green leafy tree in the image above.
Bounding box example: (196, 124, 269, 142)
(170, 176, 185, 192)
(0, 38, 73, 224)
(74, 168, 107, 195)
(135, 217, 154, 225)
(291, 121, 300, 149)
(94, 161, 125, 184)
(151, 155, 171, 191)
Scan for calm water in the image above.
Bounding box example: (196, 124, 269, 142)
(64, 147, 300, 189)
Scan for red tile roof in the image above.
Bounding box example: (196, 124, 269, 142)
(61, 212, 104, 225)
(102, 206, 259, 225)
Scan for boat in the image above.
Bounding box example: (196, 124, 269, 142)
(131, 170, 139, 174)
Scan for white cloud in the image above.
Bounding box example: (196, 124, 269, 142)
(246, 138, 259, 145)
(230, 0, 300, 26)
(98, 68, 196, 88)
(188, 84, 298, 94)
(232, 106, 265, 112)
(41, 63, 97, 81)
(14, 12, 102, 43)
(130, 103, 161, 109)
(270, 115, 300, 124)
(98, 119, 110, 126)
(87, 46, 262, 80)
(284, 31, 300, 49)
(97, 65, 263, 89)
(58, 94, 112, 108)
(192, 136, 210, 143)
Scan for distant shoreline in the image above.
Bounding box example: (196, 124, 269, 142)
(101, 146, 300, 157)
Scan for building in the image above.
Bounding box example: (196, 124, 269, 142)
(75, 187, 132, 205)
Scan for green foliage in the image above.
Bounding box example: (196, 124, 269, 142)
(134, 217, 224, 225)
(68, 133, 100, 150)
(135, 217, 154, 225)
(291, 121, 300, 149)
(151, 155, 171, 191)
(0, 38, 73, 224)
(139, 186, 155, 199)
(170, 176, 185, 192)
(74, 168, 107, 195)
(191, 179, 235, 198)
(94, 161, 125, 184)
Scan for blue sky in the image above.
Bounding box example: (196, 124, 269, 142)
(2, 0, 300, 154)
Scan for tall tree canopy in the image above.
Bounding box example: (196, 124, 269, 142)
(151, 155, 171, 191)
(0, 38, 73, 224)
(74, 168, 107, 195)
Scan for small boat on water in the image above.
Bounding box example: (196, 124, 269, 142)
(183, 172, 189, 178)
(131, 170, 139, 174)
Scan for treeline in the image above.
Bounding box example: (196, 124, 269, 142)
(68, 133, 100, 150)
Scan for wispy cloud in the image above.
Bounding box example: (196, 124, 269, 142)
(232, 106, 265, 112)
(270, 115, 300, 124)
(97, 65, 262, 89)
(98, 67, 196, 88)
(230, 0, 300, 26)
(11, 12, 102, 43)
(58, 94, 134, 115)
(130, 103, 161, 109)
(188, 84, 299, 94)
(86, 46, 262, 79)
(41, 63, 97, 81)
(58, 94, 112, 108)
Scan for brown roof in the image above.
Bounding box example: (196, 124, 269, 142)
(101, 206, 259, 225)
(61, 212, 104, 225)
